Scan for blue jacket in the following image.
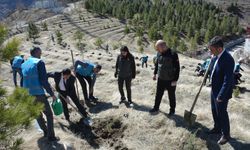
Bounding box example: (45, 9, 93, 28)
(234, 63, 243, 73)
(12, 56, 24, 69)
(211, 50, 235, 101)
(75, 60, 95, 77)
(22, 57, 54, 96)
(140, 56, 148, 62)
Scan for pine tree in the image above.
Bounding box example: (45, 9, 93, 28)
(28, 22, 40, 42)
(178, 40, 188, 52)
(190, 37, 197, 50)
(95, 38, 103, 48)
(55, 30, 63, 45)
(124, 25, 130, 35)
(74, 30, 85, 50)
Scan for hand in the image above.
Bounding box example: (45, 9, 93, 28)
(114, 72, 118, 78)
(216, 99, 223, 103)
(132, 76, 135, 79)
(153, 75, 156, 80)
(171, 81, 177, 86)
(52, 95, 57, 102)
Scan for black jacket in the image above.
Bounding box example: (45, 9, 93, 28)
(154, 49, 180, 81)
(47, 72, 76, 95)
(115, 54, 136, 78)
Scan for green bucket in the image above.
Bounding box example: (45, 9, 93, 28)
(52, 98, 63, 116)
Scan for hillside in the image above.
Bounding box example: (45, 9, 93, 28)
(0, 1, 250, 150)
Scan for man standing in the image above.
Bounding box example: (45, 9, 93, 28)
(47, 68, 88, 121)
(208, 36, 235, 145)
(74, 60, 102, 104)
(140, 55, 149, 68)
(22, 47, 59, 142)
(150, 40, 180, 115)
(10, 55, 24, 87)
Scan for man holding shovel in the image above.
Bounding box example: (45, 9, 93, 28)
(208, 36, 235, 145)
(150, 40, 180, 115)
(47, 68, 88, 122)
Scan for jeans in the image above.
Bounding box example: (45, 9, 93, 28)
(35, 95, 55, 138)
(12, 68, 23, 87)
(76, 73, 96, 101)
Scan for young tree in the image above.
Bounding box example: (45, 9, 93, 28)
(178, 40, 188, 52)
(55, 30, 63, 45)
(0, 24, 7, 46)
(95, 38, 103, 48)
(74, 30, 85, 50)
(0, 38, 20, 61)
(41, 22, 48, 31)
(124, 25, 130, 35)
(28, 22, 40, 42)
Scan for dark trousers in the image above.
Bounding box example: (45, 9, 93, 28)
(12, 68, 23, 87)
(211, 94, 230, 137)
(118, 77, 132, 102)
(35, 95, 55, 138)
(154, 78, 176, 112)
(76, 73, 93, 101)
(59, 91, 87, 119)
(142, 61, 148, 68)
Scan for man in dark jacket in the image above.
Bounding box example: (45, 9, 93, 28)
(150, 40, 180, 115)
(207, 36, 235, 145)
(47, 68, 88, 121)
(115, 46, 136, 107)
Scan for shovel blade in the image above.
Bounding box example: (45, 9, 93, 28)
(184, 110, 197, 126)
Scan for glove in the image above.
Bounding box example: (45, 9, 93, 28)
(114, 72, 118, 78)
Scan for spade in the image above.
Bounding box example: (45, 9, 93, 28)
(184, 57, 214, 126)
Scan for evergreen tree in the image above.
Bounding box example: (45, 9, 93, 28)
(28, 22, 40, 42)
(55, 30, 63, 45)
(178, 40, 188, 52)
(95, 38, 103, 48)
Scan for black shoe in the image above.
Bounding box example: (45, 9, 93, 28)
(149, 108, 159, 113)
(168, 111, 175, 116)
(128, 101, 134, 107)
(48, 136, 60, 142)
(89, 96, 98, 101)
(217, 135, 230, 145)
(207, 128, 220, 134)
(119, 97, 126, 104)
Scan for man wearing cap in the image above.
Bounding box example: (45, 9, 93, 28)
(74, 60, 102, 104)
(150, 40, 180, 116)
(207, 36, 235, 145)
(21, 47, 59, 142)
(10, 55, 24, 87)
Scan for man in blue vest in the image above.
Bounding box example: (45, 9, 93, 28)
(74, 60, 102, 104)
(234, 59, 244, 84)
(10, 55, 24, 87)
(208, 36, 235, 145)
(140, 55, 149, 68)
(21, 47, 59, 142)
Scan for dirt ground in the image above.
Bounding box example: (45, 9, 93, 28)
(0, 2, 250, 150)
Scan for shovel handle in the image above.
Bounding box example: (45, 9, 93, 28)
(189, 56, 214, 113)
(70, 50, 80, 99)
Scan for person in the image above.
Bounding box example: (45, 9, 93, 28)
(234, 58, 244, 84)
(47, 68, 88, 121)
(150, 40, 180, 115)
(115, 46, 136, 107)
(21, 47, 59, 142)
(10, 55, 24, 87)
(207, 36, 235, 145)
(140, 55, 149, 68)
(74, 60, 102, 104)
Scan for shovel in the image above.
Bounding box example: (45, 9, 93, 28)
(184, 57, 214, 126)
(51, 86, 93, 126)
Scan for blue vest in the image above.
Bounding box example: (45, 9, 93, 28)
(76, 63, 94, 77)
(12, 56, 24, 68)
(21, 57, 45, 96)
(142, 56, 148, 62)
